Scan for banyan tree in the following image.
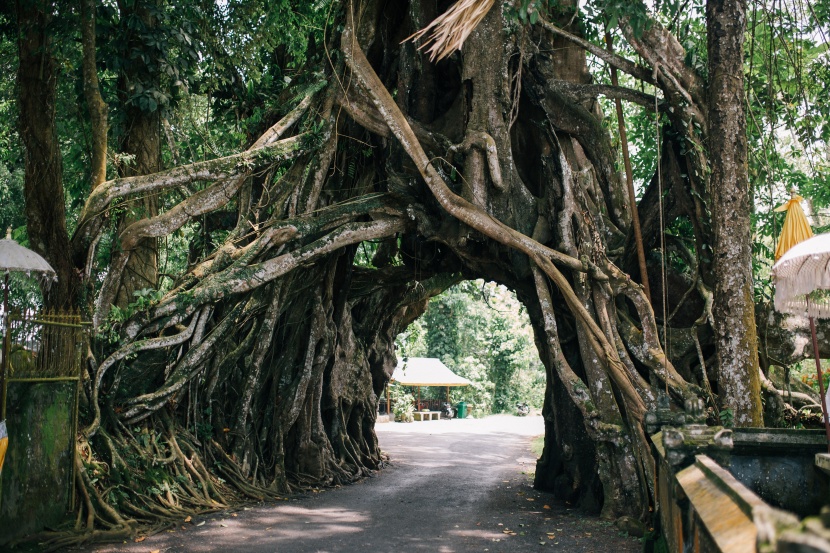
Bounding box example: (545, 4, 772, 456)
(8, 0, 827, 542)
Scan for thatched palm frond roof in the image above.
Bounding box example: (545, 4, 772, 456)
(404, 0, 495, 62)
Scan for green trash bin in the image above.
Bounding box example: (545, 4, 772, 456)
(456, 401, 467, 419)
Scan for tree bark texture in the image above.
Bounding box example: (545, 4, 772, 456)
(114, 0, 160, 309)
(16, 0, 79, 309)
(81, 0, 108, 192)
(707, 0, 763, 426)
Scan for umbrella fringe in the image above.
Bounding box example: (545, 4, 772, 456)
(773, 232, 830, 318)
(774, 297, 830, 319)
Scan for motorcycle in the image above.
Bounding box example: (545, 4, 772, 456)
(516, 402, 530, 416)
(442, 402, 455, 419)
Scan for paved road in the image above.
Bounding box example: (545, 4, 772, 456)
(86, 415, 640, 552)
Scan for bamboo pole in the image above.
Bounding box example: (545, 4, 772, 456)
(605, 32, 651, 303)
(1, 273, 9, 420)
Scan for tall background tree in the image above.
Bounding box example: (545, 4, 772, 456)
(707, 0, 763, 426)
(15, 0, 79, 309)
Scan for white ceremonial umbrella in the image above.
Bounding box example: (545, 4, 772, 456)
(773, 232, 830, 450)
(0, 228, 57, 421)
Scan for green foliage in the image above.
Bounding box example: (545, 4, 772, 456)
(354, 241, 380, 268)
(0, 164, 25, 233)
(718, 408, 734, 428)
(98, 287, 165, 343)
(744, 2, 830, 300)
(195, 407, 214, 440)
(98, 0, 200, 120)
(793, 359, 830, 394)
(397, 281, 545, 415)
(452, 356, 495, 415)
(389, 384, 415, 422)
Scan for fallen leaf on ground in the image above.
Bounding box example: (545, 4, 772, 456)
(543, 505, 551, 510)
(150, 550, 160, 553)
(134, 537, 145, 543)
(219, 523, 228, 527)
(184, 516, 192, 523)
(231, 513, 238, 517)
(527, 498, 535, 501)
(196, 521, 205, 527)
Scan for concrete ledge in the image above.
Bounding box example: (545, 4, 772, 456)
(413, 411, 442, 421)
(732, 428, 826, 453)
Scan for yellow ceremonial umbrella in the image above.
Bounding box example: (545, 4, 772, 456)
(772, 193, 830, 452)
(774, 192, 813, 261)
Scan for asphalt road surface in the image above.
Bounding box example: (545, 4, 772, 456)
(83, 415, 641, 553)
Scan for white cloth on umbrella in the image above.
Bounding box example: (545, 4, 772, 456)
(773, 232, 830, 318)
(0, 235, 56, 282)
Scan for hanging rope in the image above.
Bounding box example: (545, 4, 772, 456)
(655, 85, 669, 395)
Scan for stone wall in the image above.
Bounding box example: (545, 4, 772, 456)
(650, 400, 830, 552)
(0, 381, 76, 544)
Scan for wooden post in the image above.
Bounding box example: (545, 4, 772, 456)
(810, 316, 830, 453)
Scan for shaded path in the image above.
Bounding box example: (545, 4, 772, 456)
(86, 415, 640, 552)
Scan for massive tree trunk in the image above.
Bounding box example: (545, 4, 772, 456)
(707, 0, 763, 426)
(111, 0, 160, 310)
(16, 0, 79, 309)
(51, 0, 790, 542)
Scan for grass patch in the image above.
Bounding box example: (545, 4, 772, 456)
(531, 434, 544, 458)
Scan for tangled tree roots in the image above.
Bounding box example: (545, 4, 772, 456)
(45, 0, 824, 545)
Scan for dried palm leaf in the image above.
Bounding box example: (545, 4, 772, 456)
(404, 0, 496, 62)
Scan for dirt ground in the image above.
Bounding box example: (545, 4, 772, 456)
(76, 415, 642, 553)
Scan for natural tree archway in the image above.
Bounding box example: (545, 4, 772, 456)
(69, 0, 703, 527)
(10, 0, 827, 545)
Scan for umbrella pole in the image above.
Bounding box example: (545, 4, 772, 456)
(1, 272, 7, 420)
(809, 316, 830, 453)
